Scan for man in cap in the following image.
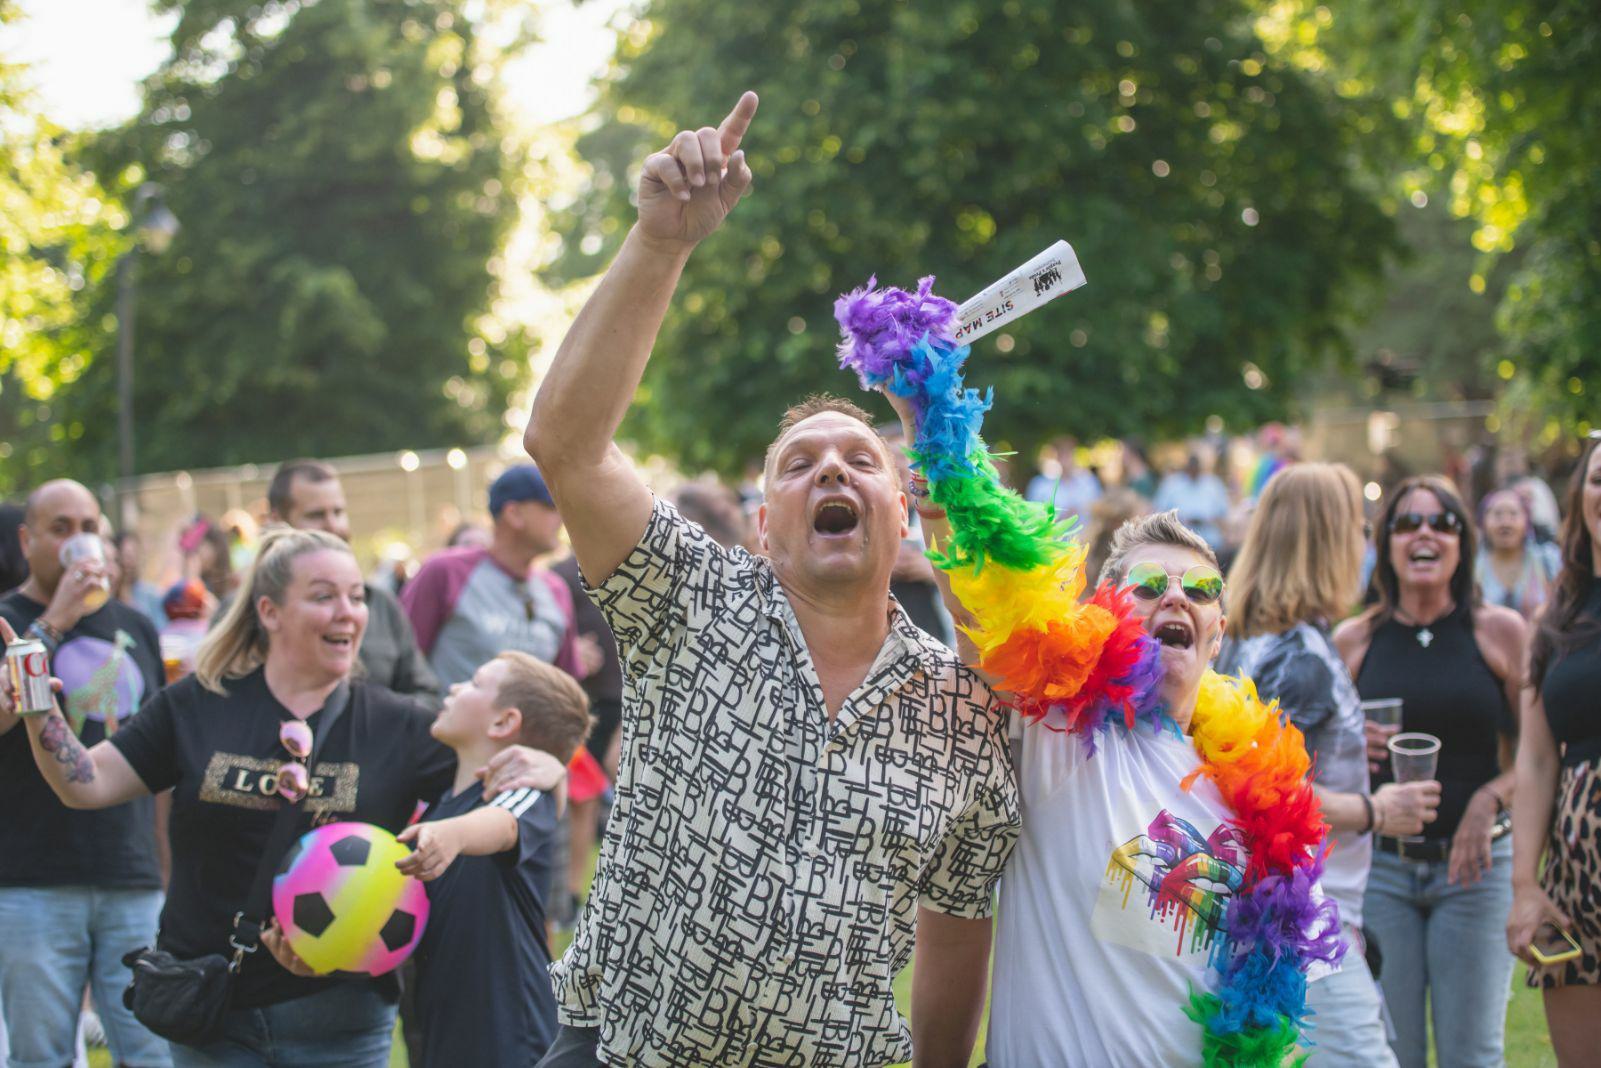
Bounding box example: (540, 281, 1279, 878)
(402, 465, 583, 688)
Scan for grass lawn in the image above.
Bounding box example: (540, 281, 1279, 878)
(88, 847, 1557, 1067)
(88, 956, 1552, 1068)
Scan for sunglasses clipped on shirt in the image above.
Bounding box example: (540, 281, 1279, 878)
(1388, 511, 1463, 536)
(276, 719, 314, 803)
(1126, 561, 1225, 606)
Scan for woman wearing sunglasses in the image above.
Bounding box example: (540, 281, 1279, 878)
(1219, 464, 1441, 1066)
(1333, 475, 1527, 1068)
(4, 526, 565, 1067)
(983, 509, 1289, 1065)
(1507, 434, 1601, 1065)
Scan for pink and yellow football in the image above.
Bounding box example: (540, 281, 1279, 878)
(272, 821, 429, 976)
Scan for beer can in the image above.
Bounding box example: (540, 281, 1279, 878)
(6, 638, 53, 716)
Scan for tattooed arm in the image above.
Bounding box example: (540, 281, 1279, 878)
(21, 707, 148, 809)
(0, 616, 148, 808)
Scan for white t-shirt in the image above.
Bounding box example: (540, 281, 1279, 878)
(988, 713, 1241, 1068)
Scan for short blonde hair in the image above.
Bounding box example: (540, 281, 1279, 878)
(195, 526, 353, 694)
(494, 651, 591, 763)
(761, 393, 894, 487)
(1097, 510, 1218, 588)
(1226, 463, 1365, 639)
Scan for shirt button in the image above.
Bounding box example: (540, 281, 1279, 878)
(804, 842, 820, 858)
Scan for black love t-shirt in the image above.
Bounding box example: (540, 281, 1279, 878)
(0, 591, 163, 889)
(109, 669, 455, 1007)
(412, 783, 560, 1067)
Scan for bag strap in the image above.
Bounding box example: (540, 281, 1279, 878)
(228, 680, 352, 968)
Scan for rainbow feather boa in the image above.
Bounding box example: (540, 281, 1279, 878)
(835, 276, 1344, 1066)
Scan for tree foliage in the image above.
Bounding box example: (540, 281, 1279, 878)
(1257, 0, 1601, 443)
(55, 0, 528, 479)
(550, 0, 1396, 474)
(0, 0, 127, 493)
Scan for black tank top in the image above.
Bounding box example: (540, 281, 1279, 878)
(1358, 606, 1513, 839)
(1541, 582, 1601, 768)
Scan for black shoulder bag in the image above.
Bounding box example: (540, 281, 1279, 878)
(121, 682, 351, 1046)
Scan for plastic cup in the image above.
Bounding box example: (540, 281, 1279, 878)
(1388, 732, 1440, 784)
(59, 533, 111, 610)
(159, 634, 192, 684)
(1361, 698, 1403, 730)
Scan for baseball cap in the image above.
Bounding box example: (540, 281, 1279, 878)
(488, 464, 555, 517)
(163, 579, 208, 622)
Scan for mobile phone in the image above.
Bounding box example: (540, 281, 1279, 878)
(1529, 923, 1583, 966)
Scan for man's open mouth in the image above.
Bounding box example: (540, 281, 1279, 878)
(1154, 621, 1194, 649)
(813, 499, 860, 535)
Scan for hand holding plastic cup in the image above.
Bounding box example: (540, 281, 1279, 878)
(1362, 698, 1403, 772)
(1388, 732, 1440, 783)
(58, 533, 111, 611)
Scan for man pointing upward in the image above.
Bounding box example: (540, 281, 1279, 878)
(524, 93, 1018, 1067)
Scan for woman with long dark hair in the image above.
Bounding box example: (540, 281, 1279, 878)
(1333, 475, 1527, 1068)
(1508, 435, 1601, 1064)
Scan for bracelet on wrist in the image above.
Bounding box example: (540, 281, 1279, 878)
(25, 618, 63, 650)
(1359, 793, 1376, 835)
(1478, 785, 1507, 813)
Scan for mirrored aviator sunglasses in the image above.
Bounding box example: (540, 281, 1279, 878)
(276, 719, 313, 803)
(1126, 561, 1225, 605)
(1389, 511, 1462, 536)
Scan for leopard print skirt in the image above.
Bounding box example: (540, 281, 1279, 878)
(1530, 758, 1601, 988)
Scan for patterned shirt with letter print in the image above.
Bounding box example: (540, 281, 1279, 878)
(0, 591, 164, 889)
(109, 670, 455, 1007)
(552, 499, 1020, 1066)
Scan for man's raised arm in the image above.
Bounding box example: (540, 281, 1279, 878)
(524, 91, 758, 585)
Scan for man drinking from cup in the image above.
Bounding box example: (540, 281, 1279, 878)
(0, 479, 171, 1068)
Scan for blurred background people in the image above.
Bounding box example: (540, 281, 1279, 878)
(112, 530, 167, 627)
(1026, 435, 1102, 526)
(1082, 488, 1151, 594)
(1476, 487, 1560, 621)
(1508, 435, 1601, 1066)
(0, 501, 27, 595)
(875, 425, 954, 646)
(1334, 475, 1527, 1068)
(1154, 451, 1231, 552)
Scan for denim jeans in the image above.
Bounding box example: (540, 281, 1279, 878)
(0, 885, 170, 1068)
(1364, 835, 1515, 1068)
(1303, 923, 1398, 1067)
(167, 982, 394, 1068)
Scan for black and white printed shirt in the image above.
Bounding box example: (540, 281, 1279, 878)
(553, 499, 1019, 1065)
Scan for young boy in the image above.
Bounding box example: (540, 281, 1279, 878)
(396, 650, 590, 1068)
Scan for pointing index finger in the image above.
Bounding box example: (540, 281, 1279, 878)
(718, 91, 759, 155)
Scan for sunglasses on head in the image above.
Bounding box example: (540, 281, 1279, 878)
(276, 719, 313, 802)
(1126, 561, 1225, 605)
(1389, 511, 1462, 536)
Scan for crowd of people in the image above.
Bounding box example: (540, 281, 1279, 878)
(1, 90, 1597, 1068)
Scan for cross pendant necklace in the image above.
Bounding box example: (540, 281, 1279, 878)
(1396, 603, 1451, 649)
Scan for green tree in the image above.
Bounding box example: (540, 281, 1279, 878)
(1257, 0, 1601, 444)
(60, 0, 527, 478)
(550, 0, 1395, 474)
(0, 0, 126, 494)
